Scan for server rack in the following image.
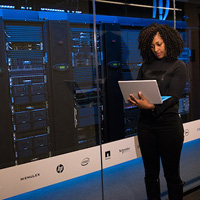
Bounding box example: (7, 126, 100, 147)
(70, 26, 101, 148)
(100, 25, 191, 141)
(178, 32, 191, 122)
(0, 18, 102, 167)
(47, 20, 77, 155)
(100, 23, 124, 142)
(120, 28, 143, 137)
(4, 21, 50, 164)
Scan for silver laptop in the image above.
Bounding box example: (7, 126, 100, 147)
(118, 80, 171, 104)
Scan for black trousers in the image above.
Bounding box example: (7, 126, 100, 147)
(138, 112, 184, 184)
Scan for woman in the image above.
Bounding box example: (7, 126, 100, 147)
(128, 23, 187, 200)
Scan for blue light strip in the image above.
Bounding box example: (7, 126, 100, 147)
(0, 5, 15, 9)
(159, 0, 163, 20)
(163, 0, 170, 20)
(41, 8, 65, 12)
(153, 0, 157, 18)
(21, 7, 32, 10)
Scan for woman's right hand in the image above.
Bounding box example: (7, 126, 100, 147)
(128, 92, 155, 110)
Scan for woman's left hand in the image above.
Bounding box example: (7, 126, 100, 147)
(128, 92, 155, 110)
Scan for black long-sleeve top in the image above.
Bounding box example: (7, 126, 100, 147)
(137, 59, 187, 118)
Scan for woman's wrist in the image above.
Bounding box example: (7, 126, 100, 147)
(150, 104, 155, 111)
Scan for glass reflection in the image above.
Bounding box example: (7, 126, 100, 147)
(96, 0, 200, 200)
(0, 0, 100, 167)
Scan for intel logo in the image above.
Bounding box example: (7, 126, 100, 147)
(81, 158, 90, 166)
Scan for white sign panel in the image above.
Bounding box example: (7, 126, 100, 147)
(102, 136, 141, 169)
(0, 146, 101, 200)
(183, 119, 200, 143)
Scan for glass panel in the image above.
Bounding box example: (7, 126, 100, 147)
(0, 1, 103, 200)
(94, 0, 200, 200)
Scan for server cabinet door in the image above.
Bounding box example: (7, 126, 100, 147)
(4, 21, 50, 165)
(100, 23, 124, 142)
(48, 21, 76, 155)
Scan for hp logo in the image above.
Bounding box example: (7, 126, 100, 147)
(56, 164, 64, 173)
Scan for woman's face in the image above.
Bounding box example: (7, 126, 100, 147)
(151, 32, 167, 59)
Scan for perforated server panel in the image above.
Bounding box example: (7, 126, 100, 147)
(5, 21, 50, 164)
(70, 27, 101, 148)
(120, 28, 143, 137)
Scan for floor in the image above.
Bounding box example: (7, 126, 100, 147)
(183, 187, 200, 200)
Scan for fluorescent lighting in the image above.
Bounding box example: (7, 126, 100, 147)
(95, 0, 182, 11)
(0, 5, 15, 9)
(41, 8, 65, 12)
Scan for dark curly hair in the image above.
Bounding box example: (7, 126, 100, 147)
(138, 23, 184, 63)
